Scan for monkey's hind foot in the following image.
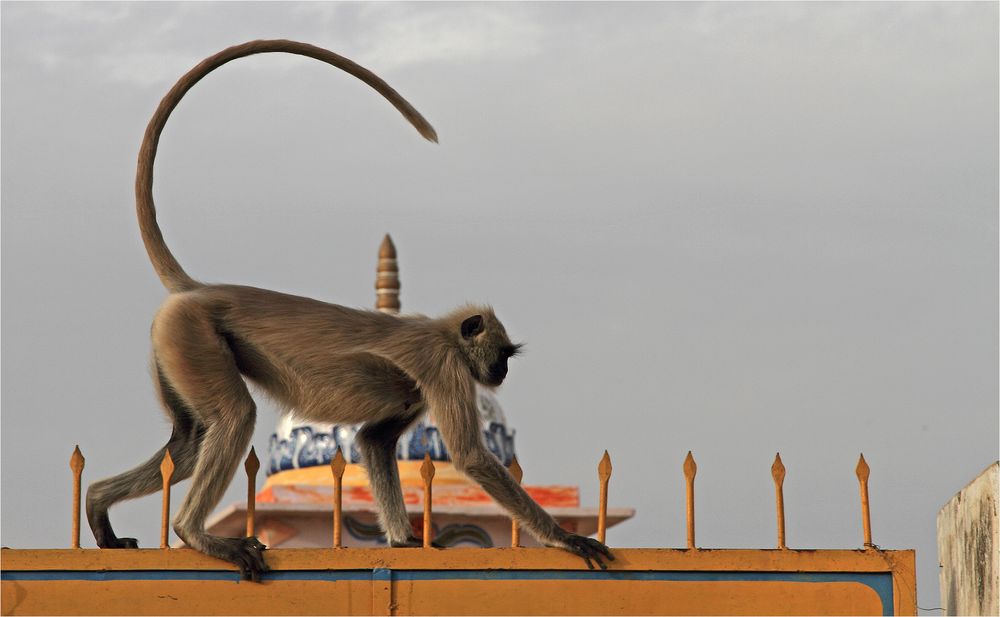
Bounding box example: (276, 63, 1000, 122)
(389, 536, 445, 549)
(97, 536, 139, 549)
(205, 536, 270, 583)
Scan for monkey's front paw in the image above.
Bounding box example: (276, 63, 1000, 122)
(549, 533, 614, 570)
(220, 537, 269, 583)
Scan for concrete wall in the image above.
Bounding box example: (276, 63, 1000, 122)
(938, 462, 999, 616)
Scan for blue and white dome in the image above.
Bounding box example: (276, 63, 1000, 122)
(267, 387, 516, 475)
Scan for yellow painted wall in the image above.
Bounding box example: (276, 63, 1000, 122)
(1, 548, 916, 616)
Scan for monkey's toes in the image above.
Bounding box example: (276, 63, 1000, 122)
(226, 537, 269, 582)
(389, 537, 422, 548)
(389, 536, 445, 549)
(99, 537, 139, 549)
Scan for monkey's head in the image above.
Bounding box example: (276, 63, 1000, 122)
(448, 306, 522, 388)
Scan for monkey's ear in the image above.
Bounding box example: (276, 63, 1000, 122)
(461, 315, 485, 339)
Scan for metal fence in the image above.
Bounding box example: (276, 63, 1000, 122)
(68, 445, 878, 552)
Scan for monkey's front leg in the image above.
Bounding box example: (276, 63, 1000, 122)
(460, 448, 614, 569)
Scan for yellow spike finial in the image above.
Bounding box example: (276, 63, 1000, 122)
(597, 450, 612, 544)
(421, 454, 435, 547)
(331, 447, 346, 547)
(772, 453, 787, 549)
(508, 456, 523, 547)
(70, 445, 85, 473)
(160, 449, 174, 549)
(70, 446, 85, 549)
(245, 446, 260, 476)
(508, 455, 523, 483)
(856, 453, 873, 548)
(598, 450, 613, 482)
(330, 447, 347, 477)
(244, 447, 260, 537)
(856, 453, 870, 482)
(421, 453, 436, 482)
(683, 451, 697, 479)
(160, 449, 175, 478)
(771, 453, 785, 484)
(684, 451, 697, 549)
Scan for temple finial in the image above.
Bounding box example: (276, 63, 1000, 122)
(376, 234, 400, 314)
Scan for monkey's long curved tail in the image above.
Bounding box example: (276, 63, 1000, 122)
(136, 39, 438, 293)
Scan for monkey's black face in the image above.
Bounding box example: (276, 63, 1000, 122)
(458, 313, 522, 388)
(485, 358, 509, 387)
(482, 343, 521, 386)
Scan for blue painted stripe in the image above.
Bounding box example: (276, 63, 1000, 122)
(1, 569, 893, 615)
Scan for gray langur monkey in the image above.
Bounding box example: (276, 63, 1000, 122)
(86, 40, 613, 581)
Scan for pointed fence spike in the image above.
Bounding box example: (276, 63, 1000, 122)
(160, 449, 175, 478)
(420, 453, 436, 482)
(508, 455, 523, 483)
(856, 453, 873, 548)
(331, 447, 346, 547)
(684, 451, 697, 549)
(330, 447, 347, 476)
(771, 453, 786, 483)
(70, 446, 85, 473)
(70, 446, 85, 549)
(421, 454, 435, 548)
(245, 447, 260, 538)
(245, 446, 260, 475)
(597, 450, 612, 544)
(683, 451, 697, 479)
(160, 449, 174, 549)
(856, 453, 870, 482)
(598, 450, 613, 481)
(771, 453, 787, 549)
(508, 456, 523, 547)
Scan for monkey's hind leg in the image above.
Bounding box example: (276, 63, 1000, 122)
(172, 414, 265, 581)
(356, 410, 424, 547)
(86, 362, 202, 549)
(153, 307, 267, 581)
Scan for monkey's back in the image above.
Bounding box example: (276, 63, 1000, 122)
(160, 284, 427, 422)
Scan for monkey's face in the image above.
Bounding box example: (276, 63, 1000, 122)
(458, 312, 522, 387)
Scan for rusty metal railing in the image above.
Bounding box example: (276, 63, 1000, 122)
(508, 456, 523, 547)
(684, 451, 697, 548)
(420, 454, 435, 548)
(67, 446, 880, 552)
(69, 446, 84, 549)
(772, 453, 787, 549)
(159, 450, 174, 549)
(330, 448, 346, 548)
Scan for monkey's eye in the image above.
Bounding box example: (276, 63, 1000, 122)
(504, 344, 524, 359)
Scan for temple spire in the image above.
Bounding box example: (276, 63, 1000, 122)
(376, 234, 400, 314)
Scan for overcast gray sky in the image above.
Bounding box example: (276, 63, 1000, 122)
(2, 2, 997, 609)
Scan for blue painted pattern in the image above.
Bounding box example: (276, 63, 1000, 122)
(267, 421, 515, 475)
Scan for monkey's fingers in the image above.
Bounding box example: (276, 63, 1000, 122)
(584, 536, 615, 562)
(562, 535, 603, 570)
